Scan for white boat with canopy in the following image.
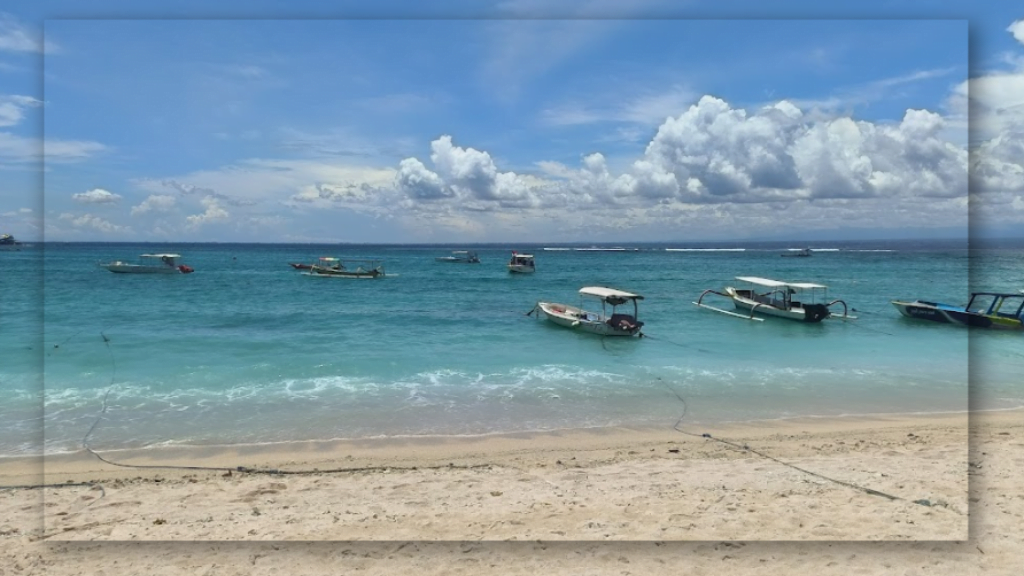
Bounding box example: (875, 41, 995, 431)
(532, 286, 645, 337)
(694, 276, 853, 322)
(99, 253, 194, 274)
(508, 251, 535, 274)
(435, 250, 480, 263)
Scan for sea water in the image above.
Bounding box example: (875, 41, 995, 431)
(1, 239, 1021, 457)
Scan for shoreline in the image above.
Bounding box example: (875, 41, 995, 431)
(3, 408, 980, 482)
(1, 409, 1000, 541)
(7, 404, 997, 462)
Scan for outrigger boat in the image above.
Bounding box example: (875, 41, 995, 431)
(532, 286, 645, 337)
(694, 276, 853, 322)
(892, 292, 1024, 330)
(306, 257, 385, 279)
(508, 251, 535, 274)
(435, 250, 480, 263)
(99, 253, 194, 274)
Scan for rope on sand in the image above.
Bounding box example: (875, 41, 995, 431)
(654, 376, 960, 512)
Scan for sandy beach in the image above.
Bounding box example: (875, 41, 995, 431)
(1, 409, 1021, 574)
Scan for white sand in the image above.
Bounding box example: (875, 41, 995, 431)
(1, 409, 1019, 574)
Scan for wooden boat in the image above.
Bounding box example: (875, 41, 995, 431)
(435, 250, 480, 263)
(694, 276, 853, 322)
(306, 257, 385, 279)
(99, 253, 194, 274)
(508, 251, 535, 274)
(532, 286, 644, 337)
(892, 292, 1024, 330)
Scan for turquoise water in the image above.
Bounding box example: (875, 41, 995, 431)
(1, 240, 1021, 457)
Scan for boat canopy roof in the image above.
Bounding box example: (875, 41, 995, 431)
(512, 253, 534, 259)
(320, 257, 382, 264)
(579, 286, 644, 302)
(735, 276, 827, 289)
(140, 253, 181, 258)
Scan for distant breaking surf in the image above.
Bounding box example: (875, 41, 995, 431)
(665, 248, 746, 252)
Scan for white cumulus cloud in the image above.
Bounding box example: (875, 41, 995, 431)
(185, 197, 230, 228)
(72, 188, 122, 204)
(131, 194, 176, 215)
(57, 212, 129, 233)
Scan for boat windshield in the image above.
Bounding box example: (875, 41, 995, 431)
(967, 294, 997, 314)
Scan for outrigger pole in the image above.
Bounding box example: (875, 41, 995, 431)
(692, 289, 766, 321)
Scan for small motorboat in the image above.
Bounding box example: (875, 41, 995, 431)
(892, 292, 1024, 330)
(508, 251, 535, 274)
(305, 257, 385, 279)
(532, 286, 645, 337)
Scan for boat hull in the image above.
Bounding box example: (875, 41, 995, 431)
(726, 287, 829, 322)
(100, 262, 183, 274)
(307, 266, 384, 279)
(892, 300, 1023, 330)
(508, 265, 535, 274)
(536, 302, 642, 337)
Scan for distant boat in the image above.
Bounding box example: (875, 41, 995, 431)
(508, 251, 535, 274)
(892, 292, 1024, 330)
(305, 257, 385, 279)
(781, 248, 812, 257)
(533, 286, 645, 337)
(99, 253, 194, 274)
(0, 233, 25, 250)
(435, 250, 480, 263)
(694, 276, 854, 322)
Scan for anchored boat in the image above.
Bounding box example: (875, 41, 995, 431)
(99, 253, 194, 274)
(694, 276, 853, 322)
(0, 233, 25, 250)
(508, 251, 535, 274)
(305, 257, 385, 279)
(892, 292, 1024, 330)
(435, 250, 480, 263)
(532, 286, 645, 337)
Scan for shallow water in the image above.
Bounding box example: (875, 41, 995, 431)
(1, 239, 1020, 456)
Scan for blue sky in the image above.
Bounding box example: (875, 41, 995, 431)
(1, 1, 1022, 242)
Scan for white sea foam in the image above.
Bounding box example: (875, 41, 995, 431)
(665, 248, 746, 252)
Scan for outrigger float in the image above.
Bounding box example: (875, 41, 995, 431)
(694, 276, 854, 322)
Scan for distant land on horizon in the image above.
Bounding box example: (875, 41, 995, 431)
(15, 226, 1022, 247)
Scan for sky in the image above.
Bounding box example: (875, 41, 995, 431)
(0, 1, 1022, 243)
